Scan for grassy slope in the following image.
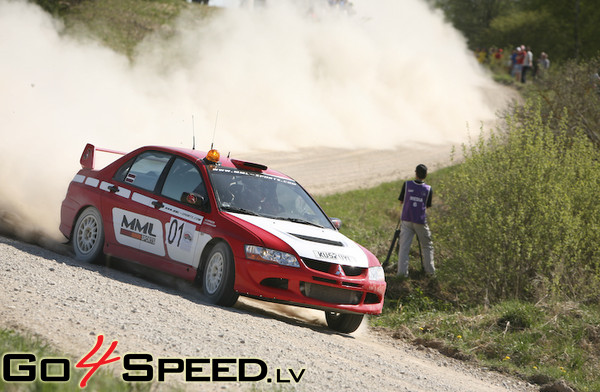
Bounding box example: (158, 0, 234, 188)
(16, 1, 600, 391)
(57, 0, 216, 58)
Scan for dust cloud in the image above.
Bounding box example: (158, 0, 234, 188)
(0, 0, 502, 240)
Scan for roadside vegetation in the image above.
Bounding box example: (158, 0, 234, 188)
(319, 71, 600, 391)
(6, 0, 599, 391)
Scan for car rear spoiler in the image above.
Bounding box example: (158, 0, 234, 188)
(80, 143, 126, 170)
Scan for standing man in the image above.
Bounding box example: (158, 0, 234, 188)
(397, 164, 435, 277)
(521, 46, 534, 83)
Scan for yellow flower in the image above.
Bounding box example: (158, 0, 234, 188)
(533, 366, 538, 370)
(503, 356, 510, 361)
(456, 335, 462, 339)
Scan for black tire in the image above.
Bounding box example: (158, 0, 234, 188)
(202, 242, 238, 306)
(325, 311, 364, 334)
(73, 207, 105, 263)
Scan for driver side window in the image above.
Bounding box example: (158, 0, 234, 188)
(277, 184, 313, 217)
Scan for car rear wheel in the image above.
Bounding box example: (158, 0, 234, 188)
(202, 242, 238, 307)
(325, 311, 364, 334)
(73, 207, 104, 263)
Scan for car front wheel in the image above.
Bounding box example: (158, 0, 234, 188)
(325, 311, 364, 334)
(202, 242, 238, 307)
(73, 206, 105, 263)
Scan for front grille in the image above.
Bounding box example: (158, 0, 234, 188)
(302, 258, 367, 277)
(300, 282, 362, 305)
(302, 258, 331, 273)
(342, 265, 366, 276)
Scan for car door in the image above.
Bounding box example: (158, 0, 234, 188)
(151, 156, 212, 270)
(102, 150, 172, 259)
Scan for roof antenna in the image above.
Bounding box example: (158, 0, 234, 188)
(211, 111, 219, 149)
(192, 115, 196, 150)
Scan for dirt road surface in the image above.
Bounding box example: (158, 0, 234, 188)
(0, 236, 536, 391)
(237, 143, 456, 197)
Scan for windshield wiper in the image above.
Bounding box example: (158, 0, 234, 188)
(220, 206, 260, 216)
(276, 217, 324, 228)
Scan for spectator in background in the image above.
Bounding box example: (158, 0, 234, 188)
(535, 52, 550, 79)
(509, 49, 518, 77)
(521, 46, 534, 83)
(539, 52, 550, 70)
(514, 47, 524, 82)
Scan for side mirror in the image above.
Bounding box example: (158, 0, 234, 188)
(330, 217, 342, 230)
(182, 192, 208, 209)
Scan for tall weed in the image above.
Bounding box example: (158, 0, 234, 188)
(434, 101, 600, 304)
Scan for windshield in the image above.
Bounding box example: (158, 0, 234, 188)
(207, 166, 334, 229)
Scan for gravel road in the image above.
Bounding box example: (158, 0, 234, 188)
(1, 234, 537, 391)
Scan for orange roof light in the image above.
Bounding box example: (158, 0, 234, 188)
(205, 149, 220, 164)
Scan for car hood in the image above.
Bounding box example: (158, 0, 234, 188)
(229, 213, 369, 268)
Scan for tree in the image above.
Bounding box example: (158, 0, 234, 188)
(430, 0, 513, 49)
(430, 0, 600, 62)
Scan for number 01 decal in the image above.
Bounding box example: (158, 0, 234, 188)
(166, 218, 195, 252)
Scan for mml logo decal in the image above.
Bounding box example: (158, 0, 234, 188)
(120, 216, 157, 245)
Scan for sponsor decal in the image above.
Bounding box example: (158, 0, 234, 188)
(112, 209, 165, 256)
(120, 215, 157, 245)
(203, 219, 216, 228)
(2, 335, 306, 388)
(161, 202, 204, 225)
(313, 250, 354, 263)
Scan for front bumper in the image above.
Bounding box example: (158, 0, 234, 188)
(234, 256, 386, 315)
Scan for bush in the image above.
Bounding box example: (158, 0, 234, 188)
(523, 57, 600, 148)
(433, 100, 600, 304)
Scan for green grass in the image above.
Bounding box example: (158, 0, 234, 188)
(371, 298, 600, 391)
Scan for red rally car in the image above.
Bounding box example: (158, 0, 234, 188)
(60, 144, 386, 333)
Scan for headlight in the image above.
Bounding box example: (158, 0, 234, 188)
(368, 266, 385, 282)
(245, 245, 300, 268)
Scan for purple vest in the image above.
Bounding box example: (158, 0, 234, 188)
(401, 181, 431, 224)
